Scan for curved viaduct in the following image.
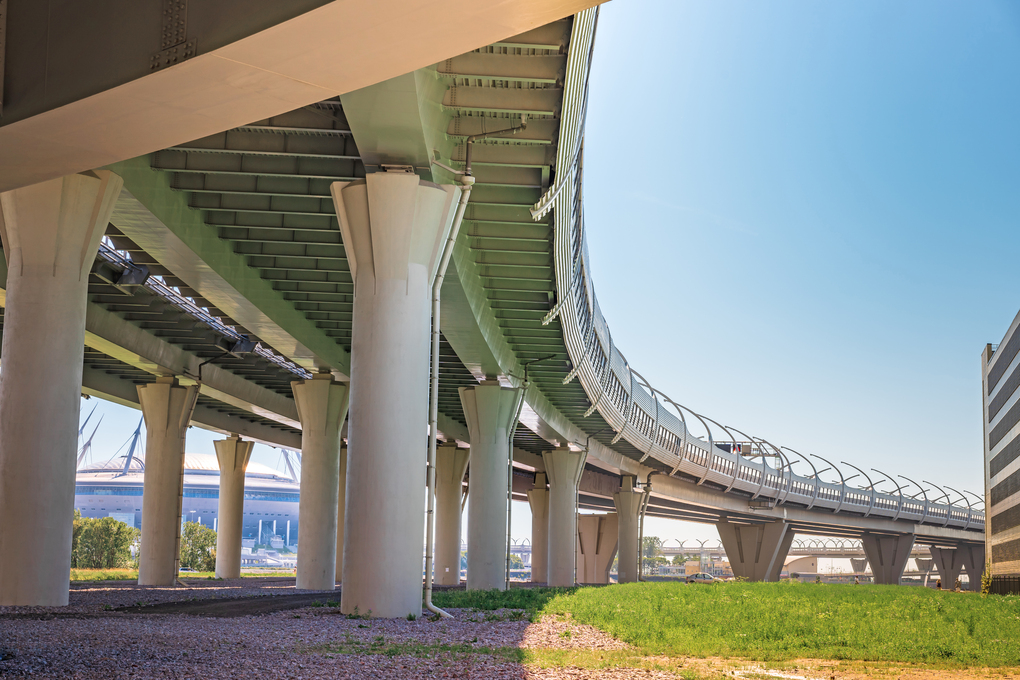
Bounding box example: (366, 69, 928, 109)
(0, 1, 983, 611)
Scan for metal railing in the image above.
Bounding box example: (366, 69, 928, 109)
(532, 9, 983, 533)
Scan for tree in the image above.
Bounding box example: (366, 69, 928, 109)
(642, 536, 664, 573)
(71, 511, 139, 569)
(642, 536, 663, 559)
(672, 554, 688, 566)
(180, 521, 217, 572)
(508, 554, 524, 570)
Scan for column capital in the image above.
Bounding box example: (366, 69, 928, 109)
(291, 377, 350, 436)
(214, 435, 254, 474)
(331, 172, 460, 290)
(0, 170, 122, 280)
(459, 383, 522, 446)
(542, 446, 585, 489)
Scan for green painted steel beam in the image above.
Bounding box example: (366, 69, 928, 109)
(106, 155, 352, 378)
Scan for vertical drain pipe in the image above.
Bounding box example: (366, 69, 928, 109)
(504, 390, 526, 591)
(638, 471, 661, 582)
(425, 174, 474, 619)
(425, 116, 527, 616)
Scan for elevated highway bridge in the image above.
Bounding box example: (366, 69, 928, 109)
(0, 1, 983, 614)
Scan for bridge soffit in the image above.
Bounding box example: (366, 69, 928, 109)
(105, 156, 352, 379)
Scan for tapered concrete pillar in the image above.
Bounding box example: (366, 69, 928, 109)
(335, 445, 347, 583)
(528, 472, 549, 584)
(434, 444, 469, 586)
(850, 558, 868, 575)
(332, 171, 460, 618)
(958, 542, 983, 591)
(543, 446, 586, 587)
(861, 533, 914, 585)
(613, 475, 643, 584)
(929, 546, 964, 590)
(460, 381, 522, 591)
(717, 519, 794, 582)
(0, 171, 122, 606)
(576, 513, 619, 584)
(138, 376, 199, 586)
(292, 373, 349, 591)
(214, 435, 255, 579)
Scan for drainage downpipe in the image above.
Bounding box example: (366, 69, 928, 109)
(424, 174, 475, 619)
(573, 447, 589, 585)
(638, 471, 662, 582)
(504, 389, 526, 591)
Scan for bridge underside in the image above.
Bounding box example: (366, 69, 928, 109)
(0, 2, 984, 608)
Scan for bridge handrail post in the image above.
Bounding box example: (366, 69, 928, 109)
(841, 461, 876, 517)
(923, 480, 954, 528)
(769, 444, 795, 505)
(695, 415, 739, 487)
(811, 454, 846, 514)
(944, 485, 972, 530)
(899, 475, 929, 524)
(783, 447, 819, 509)
(661, 396, 690, 475)
(725, 425, 766, 499)
(872, 468, 907, 521)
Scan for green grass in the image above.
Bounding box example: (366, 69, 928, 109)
(433, 582, 1020, 668)
(70, 568, 138, 581)
(539, 581, 1020, 667)
(431, 586, 575, 614)
(69, 569, 297, 582)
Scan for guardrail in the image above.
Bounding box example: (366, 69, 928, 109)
(532, 7, 983, 533)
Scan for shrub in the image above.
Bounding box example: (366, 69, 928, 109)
(71, 511, 139, 569)
(180, 521, 217, 572)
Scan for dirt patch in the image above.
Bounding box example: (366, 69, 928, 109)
(678, 657, 1020, 680)
(116, 592, 338, 617)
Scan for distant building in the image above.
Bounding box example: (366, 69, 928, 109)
(75, 453, 300, 547)
(983, 312, 1020, 593)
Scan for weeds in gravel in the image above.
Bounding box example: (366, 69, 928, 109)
(311, 635, 523, 662)
(345, 607, 371, 620)
(523, 648, 698, 678)
(310, 600, 341, 608)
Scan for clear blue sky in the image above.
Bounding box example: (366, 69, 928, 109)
(80, 0, 1020, 545)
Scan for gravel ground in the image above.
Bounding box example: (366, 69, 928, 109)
(0, 580, 685, 680)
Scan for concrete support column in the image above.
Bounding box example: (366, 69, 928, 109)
(291, 373, 349, 591)
(613, 475, 643, 584)
(929, 546, 964, 589)
(850, 558, 869, 575)
(528, 472, 549, 584)
(0, 171, 122, 606)
(956, 543, 986, 592)
(434, 444, 469, 586)
(332, 172, 460, 618)
(543, 446, 586, 587)
(861, 533, 914, 585)
(576, 513, 619, 584)
(460, 381, 522, 591)
(335, 445, 347, 584)
(717, 519, 794, 582)
(138, 376, 199, 586)
(214, 435, 254, 579)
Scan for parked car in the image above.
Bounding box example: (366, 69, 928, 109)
(686, 572, 720, 584)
